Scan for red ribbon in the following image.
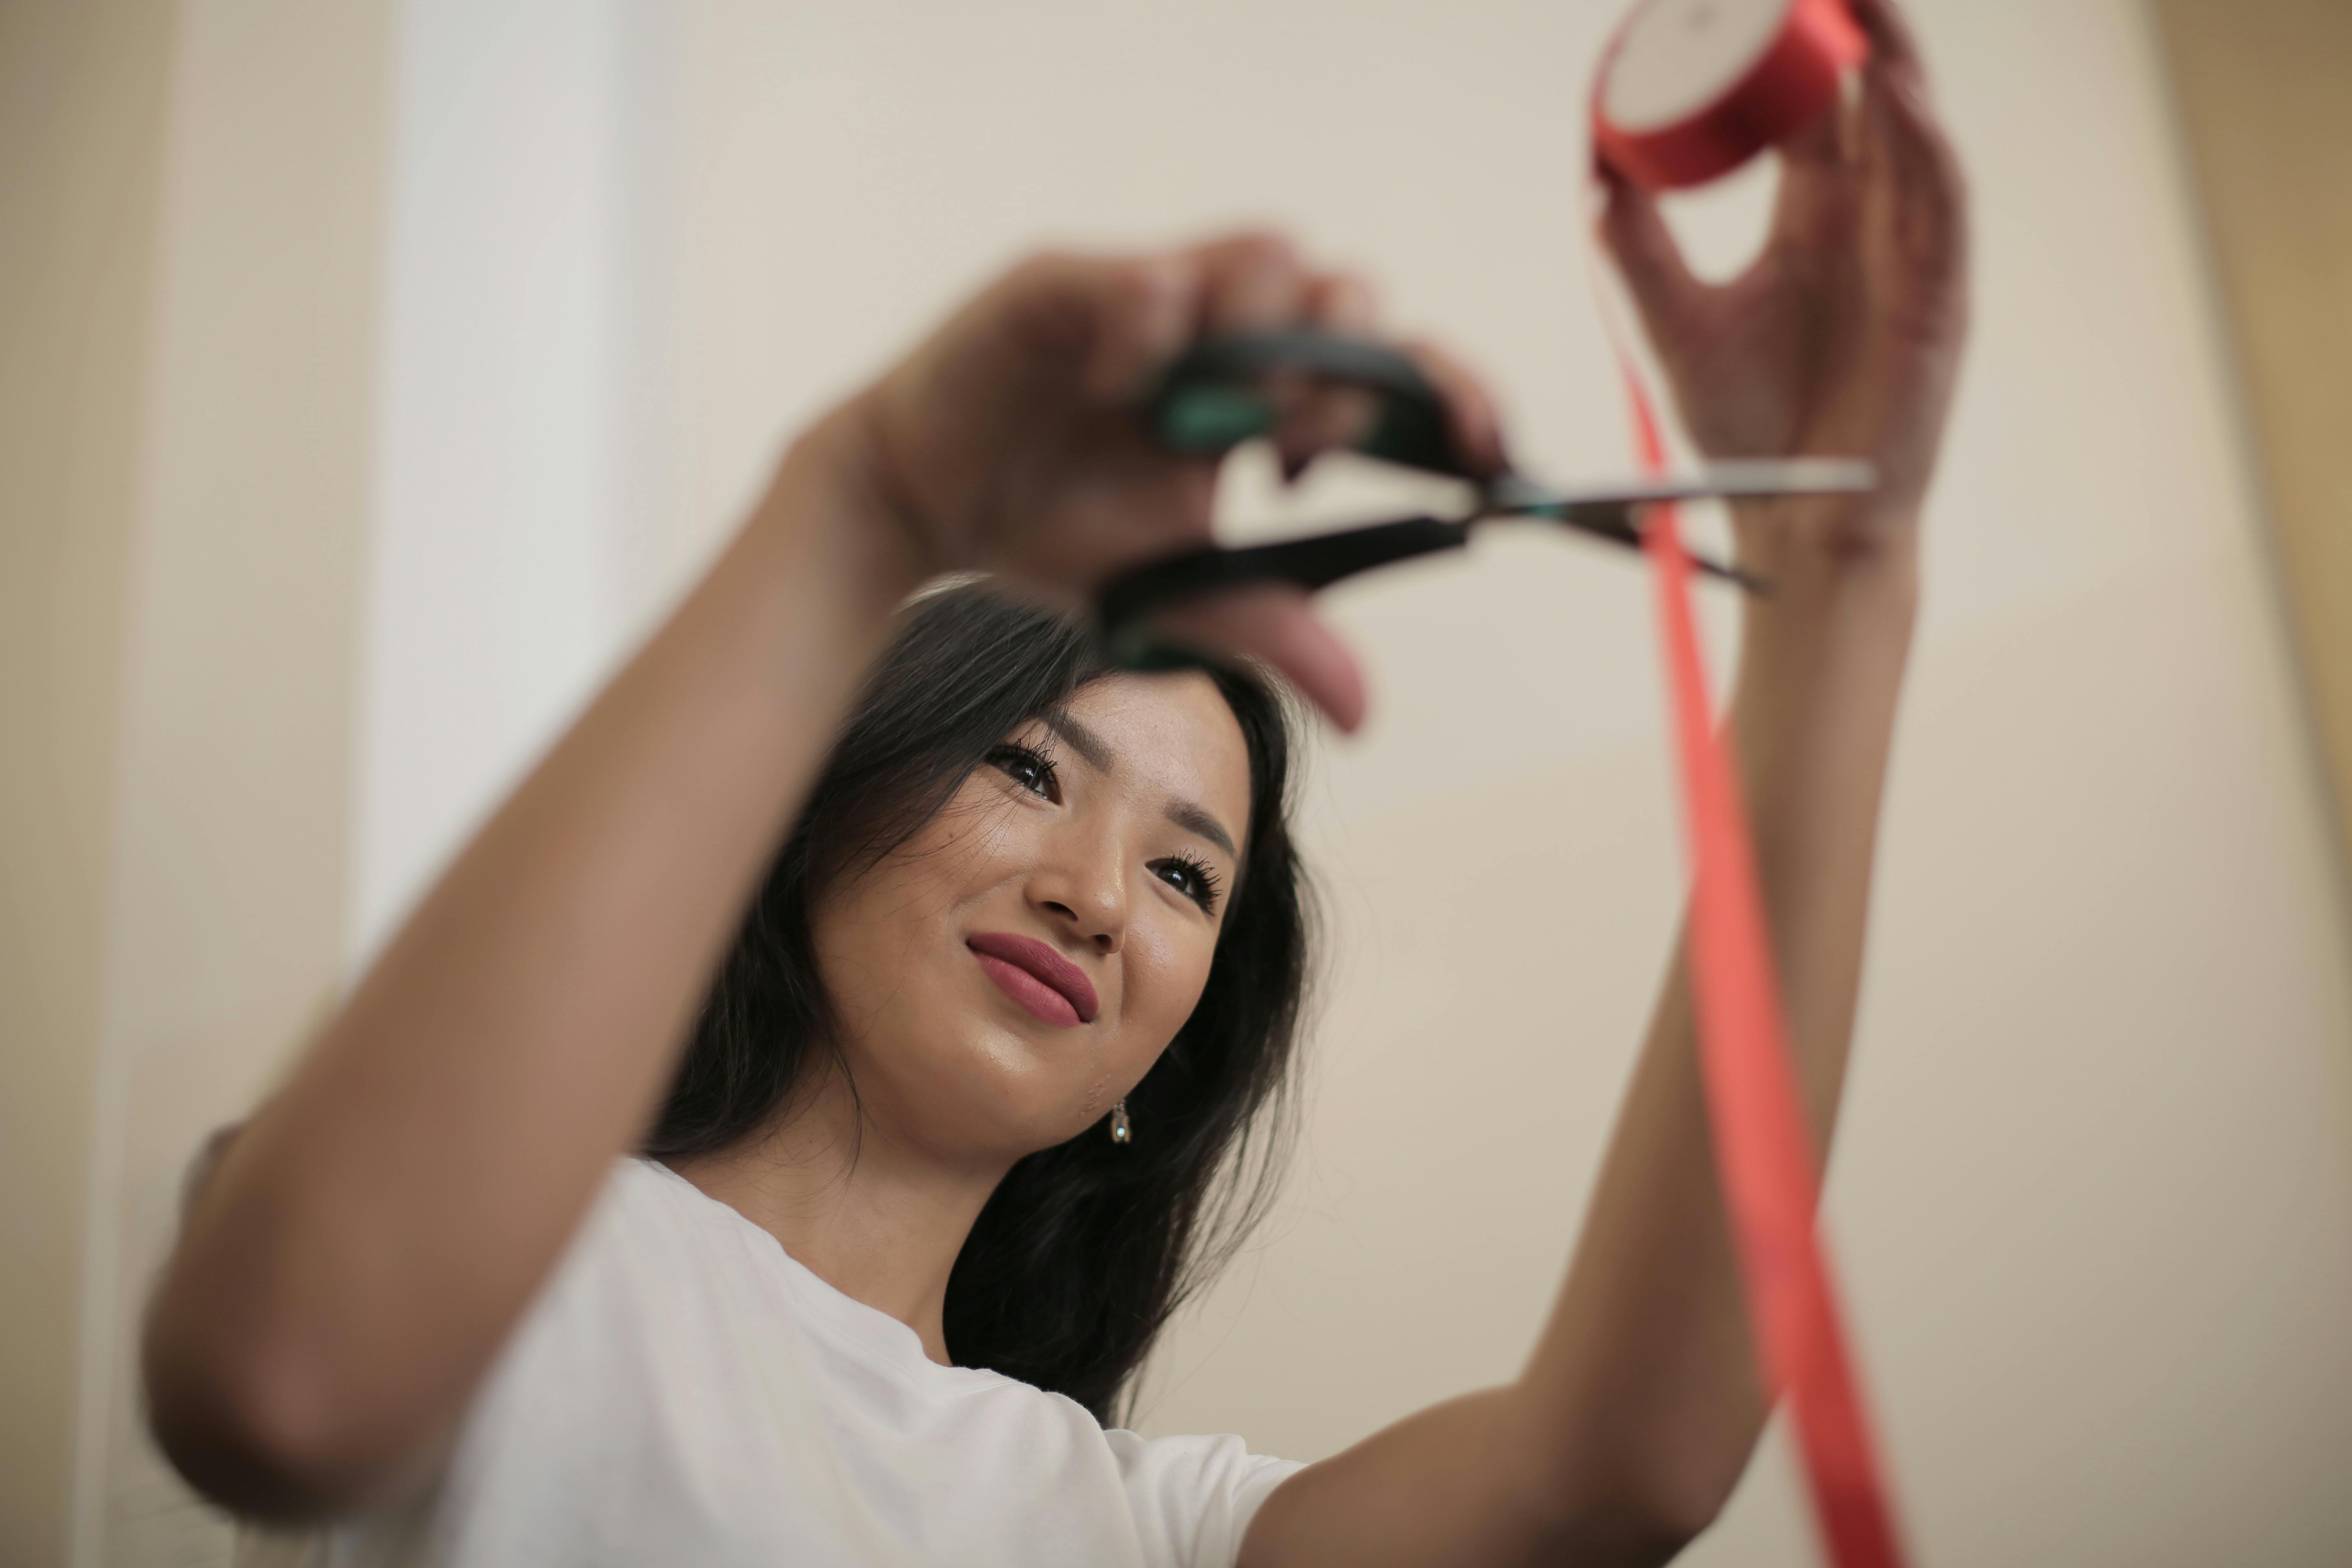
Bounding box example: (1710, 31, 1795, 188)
(1591, 8, 1905, 1557)
(1593, 0, 1868, 190)
(1620, 368, 1908, 1568)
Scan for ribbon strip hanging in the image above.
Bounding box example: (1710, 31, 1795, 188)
(1592, 4, 1909, 1558)
(1616, 358, 1908, 1568)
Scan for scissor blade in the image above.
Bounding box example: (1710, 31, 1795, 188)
(1564, 510, 1768, 592)
(1487, 458, 1875, 516)
(1682, 550, 1768, 594)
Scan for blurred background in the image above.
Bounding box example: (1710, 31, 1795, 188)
(7, 0, 2352, 1562)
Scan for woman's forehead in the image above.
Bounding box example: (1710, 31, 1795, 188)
(1051, 673, 1252, 837)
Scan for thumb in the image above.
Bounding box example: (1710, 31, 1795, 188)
(1593, 166, 1709, 349)
(1151, 584, 1367, 733)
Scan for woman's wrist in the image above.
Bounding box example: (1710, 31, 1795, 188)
(1723, 501, 1919, 869)
(749, 400, 938, 622)
(1735, 494, 1920, 638)
(1727, 497, 1920, 733)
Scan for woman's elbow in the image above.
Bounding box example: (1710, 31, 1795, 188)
(1519, 1493, 1719, 1568)
(146, 1126, 445, 1519)
(1504, 1443, 1733, 1567)
(141, 1281, 411, 1522)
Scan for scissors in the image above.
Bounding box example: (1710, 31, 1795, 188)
(1097, 330, 1875, 669)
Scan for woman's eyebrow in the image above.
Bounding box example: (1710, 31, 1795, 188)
(1042, 710, 1116, 774)
(1165, 800, 1236, 859)
(1044, 708, 1235, 855)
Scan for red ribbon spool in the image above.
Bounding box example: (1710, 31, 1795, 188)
(1592, 0, 1867, 189)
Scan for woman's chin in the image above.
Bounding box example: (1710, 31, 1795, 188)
(855, 1030, 1109, 1162)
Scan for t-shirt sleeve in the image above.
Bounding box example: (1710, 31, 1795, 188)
(1100, 1428, 1305, 1568)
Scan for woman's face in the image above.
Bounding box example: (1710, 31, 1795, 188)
(812, 671, 1254, 1165)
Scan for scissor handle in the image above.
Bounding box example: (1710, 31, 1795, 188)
(1147, 330, 1468, 477)
(1098, 515, 1469, 669)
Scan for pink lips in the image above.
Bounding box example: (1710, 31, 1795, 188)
(967, 931, 1099, 1028)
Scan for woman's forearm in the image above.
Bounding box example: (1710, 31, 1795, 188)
(144, 418, 920, 1515)
(1506, 512, 1920, 1550)
(1238, 515, 1920, 1568)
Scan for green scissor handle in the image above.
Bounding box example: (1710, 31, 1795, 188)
(1146, 330, 1468, 477)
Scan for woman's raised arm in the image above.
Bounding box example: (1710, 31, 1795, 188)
(1241, 2, 1969, 1563)
(142, 235, 1450, 1517)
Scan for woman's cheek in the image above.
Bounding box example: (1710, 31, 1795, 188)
(1121, 911, 1216, 1052)
(924, 788, 1022, 871)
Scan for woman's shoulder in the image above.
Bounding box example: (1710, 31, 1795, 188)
(539, 1157, 749, 1304)
(570, 1155, 812, 1279)
(552, 1158, 1019, 1399)
(1100, 1428, 1305, 1568)
(491, 1157, 768, 1371)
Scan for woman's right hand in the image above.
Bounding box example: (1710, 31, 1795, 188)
(812, 234, 1505, 731)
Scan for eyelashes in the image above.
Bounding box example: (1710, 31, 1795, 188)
(1151, 852, 1223, 915)
(987, 741, 1062, 802)
(982, 741, 1225, 916)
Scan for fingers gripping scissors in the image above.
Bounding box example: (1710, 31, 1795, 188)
(1096, 330, 1875, 668)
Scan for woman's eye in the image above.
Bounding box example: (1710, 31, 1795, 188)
(987, 744, 1060, 801)
(1151, 856, 1223, 915)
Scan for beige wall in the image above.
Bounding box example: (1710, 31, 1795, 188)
(0, 3, 178, 1561)
(0, 1, 393, 1562)
(2154, 0, 2352, 861)
(14, 0, 2352, 1564)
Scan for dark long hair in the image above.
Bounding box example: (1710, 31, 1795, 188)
(646, 582, 1312, 1423)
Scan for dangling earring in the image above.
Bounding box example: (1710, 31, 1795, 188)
(1109, 1100, 1132, 1145)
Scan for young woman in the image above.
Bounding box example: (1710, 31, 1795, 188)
(147, 5, 1967, 1563)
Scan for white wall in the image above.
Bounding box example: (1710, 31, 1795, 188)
(353, 0, 678, 958)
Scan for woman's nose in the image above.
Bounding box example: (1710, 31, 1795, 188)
(1029, 841, 1126, 955)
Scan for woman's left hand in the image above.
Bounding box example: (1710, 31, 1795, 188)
(1597, 0, 1968, 564)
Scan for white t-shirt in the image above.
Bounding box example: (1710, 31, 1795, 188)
(242, 1158, 1300, 1568)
